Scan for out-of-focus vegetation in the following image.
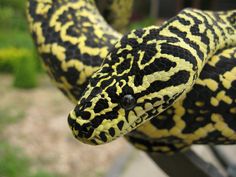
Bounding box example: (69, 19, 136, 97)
(128, 17, 156, 30)
(0, 0, 41, 88)
(0, 141, 61, 177)
(0, 1, 62, 176)
(0, 107, 25, 131)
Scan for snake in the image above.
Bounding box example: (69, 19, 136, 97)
(27, 0, 236, 154)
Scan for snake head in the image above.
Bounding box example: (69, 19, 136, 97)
(68, 26, 195, 145)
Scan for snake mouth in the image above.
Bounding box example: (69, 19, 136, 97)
(69, 111, 150, 145)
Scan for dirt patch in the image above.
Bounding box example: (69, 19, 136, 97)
(2, 74, 129, 177)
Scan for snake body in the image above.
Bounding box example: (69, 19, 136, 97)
(28, 0, 236, 153)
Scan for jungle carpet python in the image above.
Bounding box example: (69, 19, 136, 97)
(28, 0, 236, 154)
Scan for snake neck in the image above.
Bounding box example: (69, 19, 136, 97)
(165, 9, 236, 72)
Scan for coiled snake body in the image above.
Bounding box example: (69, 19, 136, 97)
(28, 0, 236, 153)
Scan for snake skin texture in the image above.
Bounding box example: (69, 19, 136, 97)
(127, 47, 236, 153)
(27, 0, 121, 103)
(28, 0, 236, 154)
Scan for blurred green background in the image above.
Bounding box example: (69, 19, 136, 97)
(0, 1, 62, 177)
(0, 0, 41, 89)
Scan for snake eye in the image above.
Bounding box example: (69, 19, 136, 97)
(120, 94, 136, 110)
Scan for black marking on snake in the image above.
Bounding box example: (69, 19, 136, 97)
(190, 24, 200, 36)
(177, 16, 191, 26)
(90, 139, 98, 145)
(182, 114, 213, 134)
(140, 43, 158, 65)
(94, 99, 109, 113)
(106, 85, 119, 103)
(92, 106, 120, 124)
(227, 12, 236, 29)
(162, 90, 184, 110)
(81, 111, 91, 120)
(99, 79, 115, 90)
(143, 57, 177, 75)
(198, 64, 219, 80)
(135, 70, 190, 100)
(91, 117, 103, 128)
(219, 104, 236, 132)
(134, 73, 143, 87)
(215, 55, 236, 72)
(28, 1, 45, 21)
(168, 26, 204, 61)
(227, 80, 236, 100)
(134, 28, 146, 38)
(160, 43, 198, 67)
(108, 127, 116, 137)
(205, 12, 227, 42)
(150, 114, 175, 130)
(195, 131, 224, 144)
(143, 28, 180, 44)
(117, 121, 124, 130)
(121, 36, 139, 48)
(182, 11, 211, 53)
(121, 84, 135, 96)
(99, 132, 107, 142)
(90, 87, 103, 97)
(78, 123, 94, 138)
(126, 133, 188, 153)
(151, 70, 190, 88)
(116, 57, 131, 74)
(193, 11, 220, 49)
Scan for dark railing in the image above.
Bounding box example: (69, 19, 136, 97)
(106, 146, 236, 177)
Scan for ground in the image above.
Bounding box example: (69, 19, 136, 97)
(1, 74, 128, 177)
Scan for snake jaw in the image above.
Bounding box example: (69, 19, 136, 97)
(68, 103, 153, 145)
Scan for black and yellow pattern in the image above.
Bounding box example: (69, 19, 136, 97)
(127, 47, 236, 153)
(27, 0, 121, 103)
(28, 0, 236, 154)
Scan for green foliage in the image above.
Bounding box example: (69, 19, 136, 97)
(0, 7, 27, 31)
(0, 141, 62, 177)
(0, 30, 43, 74)
(0, 30, 34, 49)
(129, 17, 156, 30)
(0, 0, 26, 13)
(0, 142, 29, 177)
(31, 171, 61, 177)
(0, 0, 27, 30)
(13, 51, 38, 89)
(0, 48, 28, 72)
(0, 0, 43, 77)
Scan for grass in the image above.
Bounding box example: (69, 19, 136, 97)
(0, 141, 29, 177)
(0, 140, 62, 177)
(0, 92, 62, 177)
(0, 91, 61, 177)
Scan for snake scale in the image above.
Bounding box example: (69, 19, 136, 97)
(28, 0, 236, 154)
